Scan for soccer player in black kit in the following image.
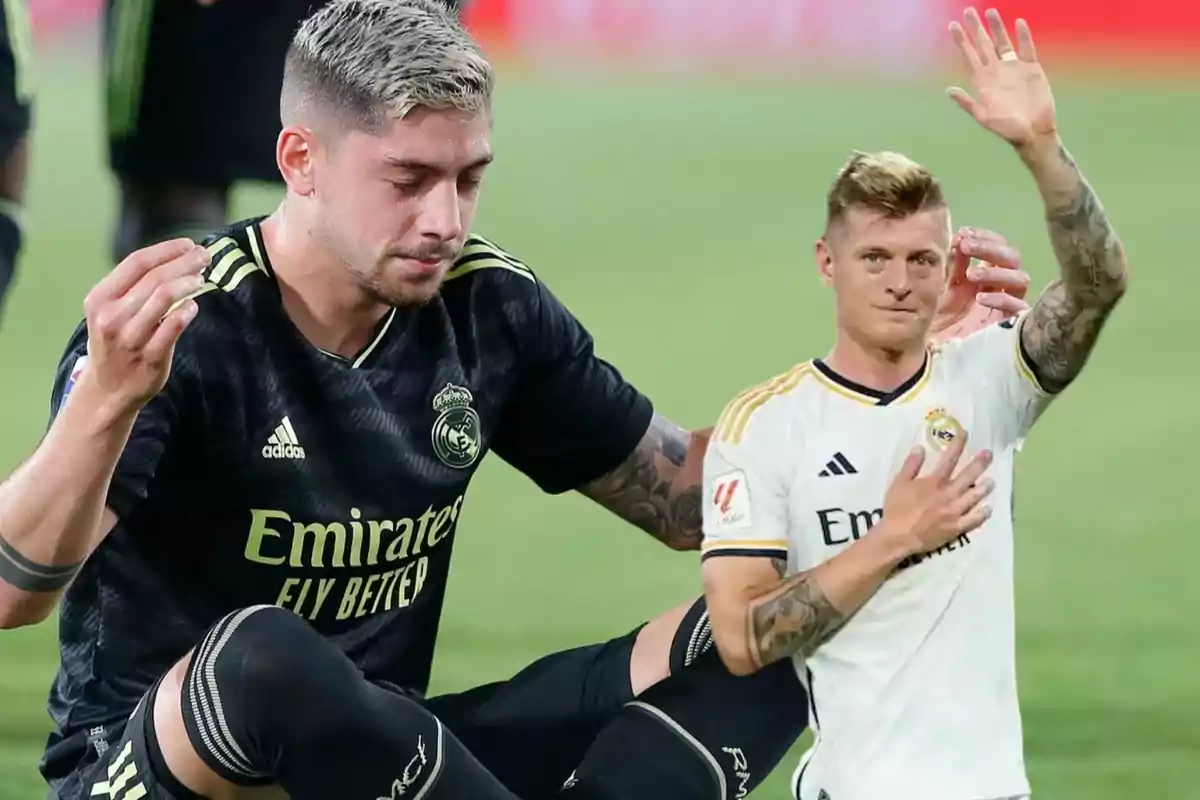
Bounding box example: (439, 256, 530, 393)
(0, 1, 1031, 798)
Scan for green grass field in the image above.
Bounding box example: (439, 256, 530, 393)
(0, 47, 1198, 799)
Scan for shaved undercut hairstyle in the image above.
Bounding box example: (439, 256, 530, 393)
(825, 150, 947, 233)
(281, 0, 494, 133)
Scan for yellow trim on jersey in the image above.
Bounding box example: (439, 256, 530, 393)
(1013, 316, 1054, 396)
(713, 364, 812, 445)
(202, 235, 267, 294)
(245, 223, 267, 272)
(701, 538, 789, 554)
(810, 349, 934, 406)
(351, 308, 398, 369)
(446, 236, 536, 283)
(893, 353, 934, 404)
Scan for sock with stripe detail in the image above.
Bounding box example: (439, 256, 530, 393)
(178, 605, 519, 799)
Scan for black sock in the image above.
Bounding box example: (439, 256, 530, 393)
(178, 605, 520, 800)
(562, 648, 810, 799)
(0, 207, 21, 320)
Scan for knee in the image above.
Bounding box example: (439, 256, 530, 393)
(198, 606, 330, 697)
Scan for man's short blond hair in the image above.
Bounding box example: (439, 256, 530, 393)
(282, 0, 494, 130)
(825, 151, 947, 230)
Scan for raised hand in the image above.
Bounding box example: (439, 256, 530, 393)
(931, 226, 1030, 342)
(946, 8, 1057, 148)
(77, 239, 209, 417)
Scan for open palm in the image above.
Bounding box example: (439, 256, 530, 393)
(947, 8, 1058, 147)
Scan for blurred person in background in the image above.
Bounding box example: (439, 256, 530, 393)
(0, 0, 32, 324)
(104, 0, 466, 262)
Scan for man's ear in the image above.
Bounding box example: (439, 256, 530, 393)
(815, 236, 835, 288)
(277, 125, 318, 197)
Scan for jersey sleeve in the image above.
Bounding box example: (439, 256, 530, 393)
(700, 400, 791, 562)
(948, 312, 1057, 445)
(48, 321, 194, 521)
(491, 278, 654, 495)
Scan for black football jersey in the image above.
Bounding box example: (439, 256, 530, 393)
(39, 218, 653, 786)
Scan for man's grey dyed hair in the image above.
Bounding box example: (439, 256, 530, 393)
(282, 0, 494, 130)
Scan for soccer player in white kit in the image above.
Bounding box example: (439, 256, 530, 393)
(699, 8, 1129, 800)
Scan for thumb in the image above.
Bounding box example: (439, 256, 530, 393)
(945, 87, 978, 118)
(897, 446, 925, 482)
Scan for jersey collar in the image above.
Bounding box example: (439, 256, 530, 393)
(246, 219, 400, 370)
(811, 350, 932, 406)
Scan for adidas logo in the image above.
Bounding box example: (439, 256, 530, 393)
(262, 416, 306, 460)
(818, 452, 856, 477)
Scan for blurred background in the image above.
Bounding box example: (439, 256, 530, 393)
(1, 0, 1198, 797)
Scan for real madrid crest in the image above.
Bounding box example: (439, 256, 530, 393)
(924, 406, 963, 451)
(431, 383, 482, 469)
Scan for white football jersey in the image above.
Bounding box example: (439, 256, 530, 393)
(702, 315, 1054, 800)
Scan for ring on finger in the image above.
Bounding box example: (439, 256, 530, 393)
(999, 51, 1018, 62)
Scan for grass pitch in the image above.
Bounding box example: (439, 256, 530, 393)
(0, 50, 1197, 798)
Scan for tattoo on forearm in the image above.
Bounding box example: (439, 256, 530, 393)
(580, 413, 702, 551)
(1022, 143, 1127, 392)
(0, 533, 81, 593)
(748, 570, 846, 667)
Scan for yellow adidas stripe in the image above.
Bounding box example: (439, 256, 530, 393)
(448, 237, 536, 283)
(200, 232, 266, 295)
(446, 256, 535, 283)
(714, 364, 811, 445)
(468, 234, 530, 266)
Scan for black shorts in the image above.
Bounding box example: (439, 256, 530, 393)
(0, 0, 32, 159)
(55, 633, 638, 800)
(103, 0, 325, 186)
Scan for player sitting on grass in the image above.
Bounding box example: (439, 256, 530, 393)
(699, 9, 1127, 800)
(0, 2, 1032, 799)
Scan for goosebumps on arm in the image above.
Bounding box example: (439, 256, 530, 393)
(579, 413, 704, 551)
(1020, 140, 1128, 393)
(747, 559, 848, 667)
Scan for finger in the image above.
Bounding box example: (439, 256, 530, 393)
(1015, 18, 1038, 63)
(963, 7, 996, 64)
(948, 237, 972, 286)
(143, 300, 199, 365)
(951, 448, 993, 493)
(945, 87, 978, 118)
(962, 239, 1022, 270)
(985, 8, 1016, 60)
(966, 263, 1029, 288)
(932, 430, 968, 484)
(87, 239, 197, 308)
(949, 477, 995, 517)
(957, 226, 1007, 246)
(119, 274, 207, 351)
(976, 292, 1030, 314)
(956, 503, 994, 535)
(94, 246, 209, 338)
(897, 446, 926, 482)
(948, 22, 982, 71)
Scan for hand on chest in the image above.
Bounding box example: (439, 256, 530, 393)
(791, 397, 987, 557)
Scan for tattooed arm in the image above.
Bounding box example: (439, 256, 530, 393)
(701, 424, 993, 675)
(578, 415, 708, 551)
(1017, 136, 1128, 392)
(701, 526, 917, 675)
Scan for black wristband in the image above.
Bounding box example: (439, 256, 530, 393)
(0, 532, 81, 592)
